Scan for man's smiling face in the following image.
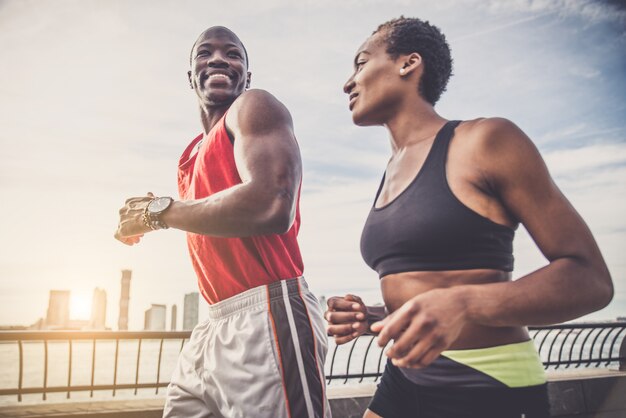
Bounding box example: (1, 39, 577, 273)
(188, 27, 250, 107)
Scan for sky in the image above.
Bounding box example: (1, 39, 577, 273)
(0, 0, 625, 330)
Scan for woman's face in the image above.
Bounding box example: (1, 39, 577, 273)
(343, 32, 406, 126)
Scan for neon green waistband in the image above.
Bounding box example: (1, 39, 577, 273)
(442, 340, 546, 388)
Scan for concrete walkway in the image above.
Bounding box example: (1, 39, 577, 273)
(1, 370, 625, 418)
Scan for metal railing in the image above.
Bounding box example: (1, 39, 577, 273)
(0, 331, 189, 402)
(325, 322, 626, 384)
(531, 322, 626, 369)
(0, 322, 624, 401)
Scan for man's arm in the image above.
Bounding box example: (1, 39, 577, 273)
(164, 89, 301, 236)
(326, 295, 384, 344)
(115, 89, 301, 242)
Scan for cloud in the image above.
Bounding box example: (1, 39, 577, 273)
(568, 66, 602, 80)
(544, 143, 626, 177)
(451, 13, 550, 42)
(473, 0, 626, 27)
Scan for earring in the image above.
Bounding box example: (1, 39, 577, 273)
(400, 68, 406, 75)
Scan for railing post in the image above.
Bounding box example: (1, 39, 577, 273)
(43, 340, 48, 400)
(67, 339, 73, 399)
(619, 336, 626, 372)
(134, 338, 142, 395)
(156, 338, 164, 394)
(113, 339, 119, 397)
(90, 338, 96, 397)
(17, 340, 23, 402)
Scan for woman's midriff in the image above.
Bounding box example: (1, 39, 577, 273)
(380, 269, 529, 350)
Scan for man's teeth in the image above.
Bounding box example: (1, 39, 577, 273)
(209, 74, 229, 79)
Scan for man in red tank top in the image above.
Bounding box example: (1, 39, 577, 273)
(115, 26, 329, 418)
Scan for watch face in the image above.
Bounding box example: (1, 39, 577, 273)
(148, 197, 172, 213)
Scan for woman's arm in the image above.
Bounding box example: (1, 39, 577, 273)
(460, 118, 613, 325)
(372, 118, 613, 367)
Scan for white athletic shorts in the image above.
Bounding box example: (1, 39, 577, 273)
(163, 277, 331, 418)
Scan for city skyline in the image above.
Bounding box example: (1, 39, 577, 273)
(8, 272, 200, 331)
(1, 1, 625, 328)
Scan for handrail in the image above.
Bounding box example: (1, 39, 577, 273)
(0, 323, 624, 401)
(0, 331, 191, 341)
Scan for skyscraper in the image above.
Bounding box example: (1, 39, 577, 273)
(183, 292, 199, 330)
(171, 304, 177, 331)
(118, 270, 131, 330)
(46, 290, 70, 329)
(90, 288, 107, 330)
(144, 304, 166, 331)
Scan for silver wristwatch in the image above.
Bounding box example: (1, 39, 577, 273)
(143, 196, 173, 230)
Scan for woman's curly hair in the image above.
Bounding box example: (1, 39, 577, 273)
(374, 16, 453, 105)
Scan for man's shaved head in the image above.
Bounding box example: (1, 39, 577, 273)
(190, 26, 249, 69)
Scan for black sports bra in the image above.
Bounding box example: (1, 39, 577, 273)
(360, 120, 515, 278)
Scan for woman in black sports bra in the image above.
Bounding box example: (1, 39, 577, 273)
(325, 17, 613, 418)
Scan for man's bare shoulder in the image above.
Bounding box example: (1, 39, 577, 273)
(226, 89, 293, 136)
(232, 89, 282, 109)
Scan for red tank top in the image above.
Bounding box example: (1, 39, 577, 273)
(177, 115, 304, 304)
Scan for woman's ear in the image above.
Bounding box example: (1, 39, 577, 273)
(399, 52, 422, 76)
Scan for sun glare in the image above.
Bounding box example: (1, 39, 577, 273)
(70, 293, 92, 320)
